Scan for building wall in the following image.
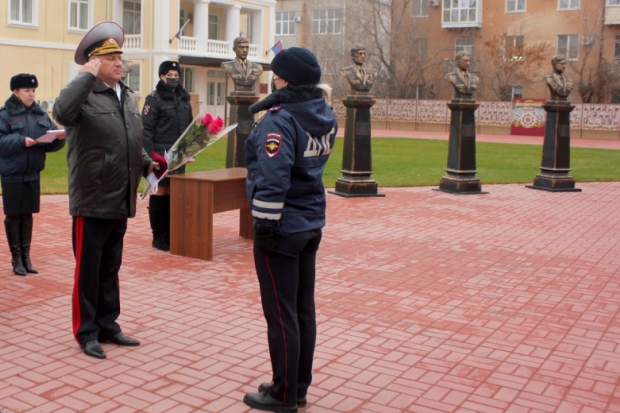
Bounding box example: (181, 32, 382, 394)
(276, 0, 620, 103)
(0, 0, 275, 117)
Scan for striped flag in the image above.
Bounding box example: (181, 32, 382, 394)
(266, 40, 284, 55)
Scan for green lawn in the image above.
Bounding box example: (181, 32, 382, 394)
(38, 137, 620, 194)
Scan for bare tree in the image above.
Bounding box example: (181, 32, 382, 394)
(567, 5, 620, 103)
(476, 34, 549, 101)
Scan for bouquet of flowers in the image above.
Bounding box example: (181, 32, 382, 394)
(141, 113, 237, 198)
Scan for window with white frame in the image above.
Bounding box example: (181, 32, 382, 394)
(443, 0, 478, 24)
(506, 0, 525, 12)
(609, 0, 620, 5)
(505, 35, 524, 60)
(412, 0, 429, 17)
(182, 67, 194, 93)
(9, 0, 36, 25)
(276, 11, 296, 35)
(456, 37, 474, 55)
(208, 14, 219, 39)
(123, 1, 141, 35)
(312, 9, 343, 35)
(69, 0, 89, 30)
(615, 35, 620, 60)
(557, 34, 578, 60)
(126, 62, 141, 93)
(559, 0, 579, 10)
(512, 86, 523, 99)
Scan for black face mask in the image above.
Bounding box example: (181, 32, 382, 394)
(165, 78, 179, 90)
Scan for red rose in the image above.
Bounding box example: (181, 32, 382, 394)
(201, 113, 213, 127)
(208, 116, 224, 134)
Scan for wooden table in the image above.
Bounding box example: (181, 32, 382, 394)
(169, 168, 254, 260)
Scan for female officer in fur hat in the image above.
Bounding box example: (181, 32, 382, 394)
(243, 47, 337, 412)
(0, 74, 66, 276)
(141, 61, 193, 251)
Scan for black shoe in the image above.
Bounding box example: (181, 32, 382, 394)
(81, 340, 106, 359)
(101, 332, 140, 347)
(258, 383, 307, 407)
(243, 392, 298, 412)
(152, 236, 170, 251)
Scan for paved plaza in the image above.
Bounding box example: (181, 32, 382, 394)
(1, 177, 620, 412)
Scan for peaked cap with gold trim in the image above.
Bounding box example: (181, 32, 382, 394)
(75, 21, 125, 65)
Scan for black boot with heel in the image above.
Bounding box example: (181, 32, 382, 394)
(4, 219, 26, 276)
(20, 215, 38, 274)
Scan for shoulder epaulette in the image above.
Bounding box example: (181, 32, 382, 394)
(149, 90, 158, 98)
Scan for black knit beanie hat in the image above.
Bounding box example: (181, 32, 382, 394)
(270, 47, 321, 86)
(10, 74, 38, 91)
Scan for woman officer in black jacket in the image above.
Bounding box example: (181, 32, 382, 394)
(0, 74, 66, 275)
(142, 61, 193, 251)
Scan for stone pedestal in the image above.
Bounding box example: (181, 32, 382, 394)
(226, 95, 259, 168)
(526, 101, 581, 192)
(435, 99, 487, 195)
(329, 97, 384, 197)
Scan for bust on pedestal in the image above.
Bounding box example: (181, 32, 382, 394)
(527, 55, 581, 192)
(436, 51, 486, 194)
(330, 44, 383, 197)
(221, 37, 262, 167)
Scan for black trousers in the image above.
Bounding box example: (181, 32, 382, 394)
(253, 229, 322, 404)
(72, 216, 127, 345)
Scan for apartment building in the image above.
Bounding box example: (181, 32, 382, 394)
(0, 0, 276, 119)
(276, 0, 620, 103)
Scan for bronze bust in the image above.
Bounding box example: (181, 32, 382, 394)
(543, 55, 574, 101)
(221, 37, 264, 96)
(340, 44, 376, 96)
(446, 51, 479, 100)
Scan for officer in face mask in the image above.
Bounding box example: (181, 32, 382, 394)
(141, 61, 193, 251)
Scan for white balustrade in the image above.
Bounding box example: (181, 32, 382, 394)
(179, 36, 197, 52)
(206, 39, 231, 56)
(249, 44, 258, 58)
(124, 34, 141, 49)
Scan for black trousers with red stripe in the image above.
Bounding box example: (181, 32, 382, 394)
(72, 216, 127, 345)
(253, 229, 322, 405)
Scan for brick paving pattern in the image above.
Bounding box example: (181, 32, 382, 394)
(1, 181, 620, 412)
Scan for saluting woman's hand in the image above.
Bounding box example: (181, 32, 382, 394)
(56, 133, 66, 140)
(25, 137, 37, 147)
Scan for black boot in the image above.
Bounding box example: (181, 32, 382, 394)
(4, 219, 26, 276)
(20, 215, 38, 274)
(149, 196, 170, 251)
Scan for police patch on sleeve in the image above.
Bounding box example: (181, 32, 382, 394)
(143, 104, 151, 115)
(265, 132, 282, 157)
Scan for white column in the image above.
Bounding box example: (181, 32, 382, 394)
(252, 10, 263, 55)
(152, 0, 170, 51)
(193, 0, 211, 52)
(226, 4, 242, 44)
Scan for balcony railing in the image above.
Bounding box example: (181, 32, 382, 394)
(206, 39, 231, 55)
(179, 37, 261, 58)
(124, 34, 141, 49)
(249, 44, 258, 58)
(179, 36, 198, 52)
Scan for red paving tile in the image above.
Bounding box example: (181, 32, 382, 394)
(2, 182, 620, 412)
